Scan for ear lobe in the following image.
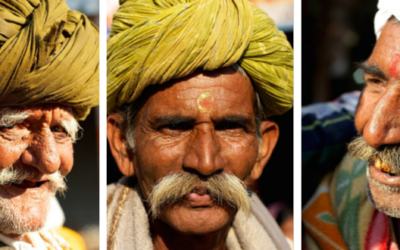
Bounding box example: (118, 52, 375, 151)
(250, 120, 279, 180)
(107, 114, 135, 176)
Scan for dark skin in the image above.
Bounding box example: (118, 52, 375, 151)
(108, 68, 279, 250)
(355, 19, 400, 233)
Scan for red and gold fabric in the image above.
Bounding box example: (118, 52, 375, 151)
(303, 153, 399, 250)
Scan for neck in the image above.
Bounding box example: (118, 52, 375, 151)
(151, 219, 230, 250)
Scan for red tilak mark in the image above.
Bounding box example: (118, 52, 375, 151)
(199, 97, 214, 110)
(390, 53, 400, 78)
(197, 93, 215, 113)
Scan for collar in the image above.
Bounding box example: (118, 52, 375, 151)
(0, 231, 51, 250)
(0, 233, 36, 250)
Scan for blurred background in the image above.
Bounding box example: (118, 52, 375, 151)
(302, 0, 378, 105)
(58, 1, 99, 249)
(106, 0, 294, 240)
(301, 0, 381, 210)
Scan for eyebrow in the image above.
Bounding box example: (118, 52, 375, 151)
(60, 118, 80, 142)
(0, 110, 30, 126)
(151, 115, 254, 127)
(152, 115, 195, 126)
(0, 109, 80, 142)
(213, 115, 255, 127)
(357, 61, 387, 80)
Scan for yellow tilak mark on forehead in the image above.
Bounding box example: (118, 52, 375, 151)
(197, 92, 215, 113)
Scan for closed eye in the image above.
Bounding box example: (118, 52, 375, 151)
(159, 122, 193, 131)
(365, 75, 386, 85)
(0, 123, 23, 131)
(2, 124, 16, 129)
(215, 121, 246, 131)
(51, 125, 67, 133)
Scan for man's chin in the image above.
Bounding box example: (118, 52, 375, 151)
(0, 199, 48, 235)
(0, 184, 54, 235)
(367, 166, 400, 218)
(158, 200, 237, 235)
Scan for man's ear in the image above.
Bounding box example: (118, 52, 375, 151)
(107, 114, 135, 176)
(250, 120, 279, 180)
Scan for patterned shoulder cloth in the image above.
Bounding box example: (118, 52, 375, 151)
(303, 153, 399, 250)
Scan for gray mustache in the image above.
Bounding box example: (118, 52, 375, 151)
(348, 136, 400, 174)
(149, 172, 252, 219)
(0, 166, 67, 194)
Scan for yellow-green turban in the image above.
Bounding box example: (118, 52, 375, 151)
(108, 0, 293, 117)
(0, 0, 99, 121)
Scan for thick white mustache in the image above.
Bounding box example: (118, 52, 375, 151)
(149, 172, 251, 219)
(0, 166, 67, 193)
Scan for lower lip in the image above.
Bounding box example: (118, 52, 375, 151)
(185, 193, 214, 207)
(5, 181, 48, 195)
(369, 165, 400, 187)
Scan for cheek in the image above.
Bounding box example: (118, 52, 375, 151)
(0, 141, 26, 167)
(355, 92, 374, 133)
(57, 143, 74, 176)
(220, 137, 259, 178)
(134, 137, 185, 197)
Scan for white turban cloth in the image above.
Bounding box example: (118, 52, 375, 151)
(374, 0, 400, 38)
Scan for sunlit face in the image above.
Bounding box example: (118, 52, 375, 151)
(106, 67, 279, 237)
(0, 104, 75, 235)
(354, 19, 400, 216)
(134, 69, 260, 234)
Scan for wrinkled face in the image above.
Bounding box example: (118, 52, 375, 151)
(354, 19, 400, 217)
(130, 69, 270, 234)
(0, 104, 75, 235)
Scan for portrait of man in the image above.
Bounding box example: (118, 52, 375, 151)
(0, 0, 99, 249)
(302, 0, 400, 248)
(106, 0, 293, 249)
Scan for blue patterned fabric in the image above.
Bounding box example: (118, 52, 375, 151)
(302, 91, 360, 204)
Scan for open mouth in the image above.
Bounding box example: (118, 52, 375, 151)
(374, 156, 399, 177)
(12, 180, 47, 189)
(369, 156, 400, 189)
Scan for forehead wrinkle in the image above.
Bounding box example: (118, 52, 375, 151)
(174, 88, 252, 102)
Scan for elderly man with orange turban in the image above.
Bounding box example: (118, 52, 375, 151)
(0, 0, 98, 249)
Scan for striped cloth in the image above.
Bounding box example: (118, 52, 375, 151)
(303, 154, 399, 250)
(302, 92, 359, 204)
(302, 91, 399, 249)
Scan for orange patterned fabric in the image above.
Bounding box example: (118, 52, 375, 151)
(303, 153, 399, 250)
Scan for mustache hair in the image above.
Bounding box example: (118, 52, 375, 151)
(149, 172, 251, 219)
(348, 136, 400, 174)
(0, 166, 67, 194)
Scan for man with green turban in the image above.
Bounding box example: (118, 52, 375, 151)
(107, 0, 293, 249)
(0, 0, 98, 249)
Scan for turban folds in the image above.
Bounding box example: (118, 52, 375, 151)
(374, 0, 400, 39)
(0, 0, 99, 120)
(108, 0, 293, 117)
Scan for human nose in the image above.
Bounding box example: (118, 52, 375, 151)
(182, 124, 225, 176)
(363, 85, 400, 148)
(21, 128, 61, 174)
